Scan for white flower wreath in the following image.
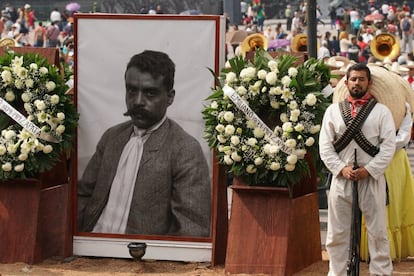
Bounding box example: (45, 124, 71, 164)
(202, 50, 331, 188)
(0, 53, 78, 180)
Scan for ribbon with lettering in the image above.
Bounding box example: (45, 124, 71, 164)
(222, 85, 293, 155)
(0, 97, 58, 143)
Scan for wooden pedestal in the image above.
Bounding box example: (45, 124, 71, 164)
(225, 178, 322, 275)
(0, 159, 72, 264)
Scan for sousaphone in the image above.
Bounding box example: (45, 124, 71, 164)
(370, 33, 400, 61)
(0, 38, 16, 47)
(240, 33, 268, 57)
(291, 34, 308, 52)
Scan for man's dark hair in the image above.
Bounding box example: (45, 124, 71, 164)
(346, 63, 371, 81)
(126, 50, 175, 90)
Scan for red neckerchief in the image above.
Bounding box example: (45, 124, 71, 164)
(408, 75, 413, 84)
(347, 92, 373, 117)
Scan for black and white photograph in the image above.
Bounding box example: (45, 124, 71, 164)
(74, 13, 225, 261)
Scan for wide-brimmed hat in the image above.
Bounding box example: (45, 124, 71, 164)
(384, 62, 409, 75)
(333, 63, 414, 129)
(325, 56, 350, 69)
(402, 61, 414, 69)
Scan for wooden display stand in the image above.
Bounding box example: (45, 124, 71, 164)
(0, 158, 72, 264)
(224, 155, 321, 275)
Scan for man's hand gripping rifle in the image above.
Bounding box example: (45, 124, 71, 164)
(347, 149, 361, 276)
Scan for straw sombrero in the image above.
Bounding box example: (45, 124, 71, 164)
(326, 56, 351, 69)
(333, 64, 413, 129)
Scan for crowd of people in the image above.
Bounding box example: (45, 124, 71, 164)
(0, 3, 74, 67)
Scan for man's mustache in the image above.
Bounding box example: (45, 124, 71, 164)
(123, 108, 150, 117)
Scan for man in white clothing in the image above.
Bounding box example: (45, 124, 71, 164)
(319, 63, 395, 275)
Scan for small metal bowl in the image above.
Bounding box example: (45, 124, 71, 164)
(127, 242, 147, 261)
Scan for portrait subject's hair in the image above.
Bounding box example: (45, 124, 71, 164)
(346, 63, 372, 81)
(126, 50, 175, 90)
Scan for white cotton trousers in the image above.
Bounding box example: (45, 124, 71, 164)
(326, 176, 393, 276)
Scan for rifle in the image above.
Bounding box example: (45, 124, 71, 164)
(347, 149, 361, 276)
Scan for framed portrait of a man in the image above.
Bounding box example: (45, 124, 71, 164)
(74, 14, 225, 261)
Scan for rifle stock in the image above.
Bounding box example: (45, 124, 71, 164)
(347, 149, 361, 276)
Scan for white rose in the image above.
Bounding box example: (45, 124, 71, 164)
(25, 78, 34, 88)
(43, 145, 53, 154)
(305, 137, 315, 147)
(7, 144, 17, 154)
(257, 69, 267, 80)
(14, 79, 23, 89)
(289, 101, 298, 110)
(4, 130, 16, 140)
(291, 109, 301, 118)
(46, 81, 56, 92)
(0, 145, 6, 155)
(280, 113, 289, 123)
(18, 153, 28, 161)
(56, 112, 65, 121)
(288, 67, 298, 77)
(310, 124, 321, 134)
(254, 157, 263, 166)
(247, 138, 257, 147)
(265, 71, 277, 85)
(246, 164, 257, 174)
(285, 163, 296, 171)
(263, 143, 272, 154)
(287, 154, 298, 164)
(24, 103, 32, 113)
(5, 91, 15, 102)
(236, 85, 247, 95)
(14, 163, 24, 172)
(56, 125, 65, 135)
(267, 60, 278, 72)
(294, 123, 305, 132)
(270, 100, 280, 109)
(29, 63, 38, 70)
(50, 94, 60, 105)
(226, 71, 237, 83)
(35, 100, 46, 111)
(270, 162, 281, 171)
(223, 111, 234, 123)
(231, 151, 242, 162)
(21, 92, 31, 102)
(282, 122, 293, 132)
(2, 162, 12, 172)
(294, 149, 307, 159)
(253, 127, 264, 138)
(210, 101, 218, 109)
(224, 154, 234, 165)
(215, 124, 225, 132)
(306, 93, 317, 106)
(285, 139, 297, 148)
(1, 70, 12, 83)
(39, 67, 48, 75)
(224, 124, 235, 136)
(281, 75, 292, 86)
(217, 135, 227, 143)
(230, 135, 240, 145)
(246, 119, 256, 129)
(240, 67, 256, 81)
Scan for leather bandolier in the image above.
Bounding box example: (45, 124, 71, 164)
(333, 98, 379, 157)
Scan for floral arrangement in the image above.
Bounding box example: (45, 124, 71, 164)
(0, 52, 78, 180)
(202, 50, 331, 188)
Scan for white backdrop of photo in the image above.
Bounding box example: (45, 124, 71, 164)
(75, 14, 225, 261)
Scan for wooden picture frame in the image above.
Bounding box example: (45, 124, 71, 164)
(74, 13, 225, 262)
